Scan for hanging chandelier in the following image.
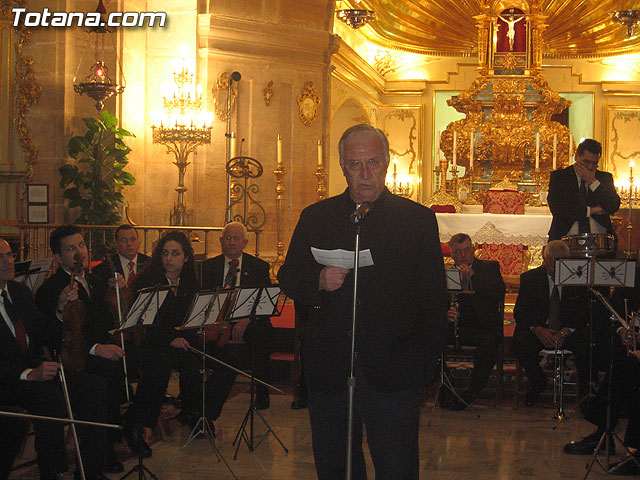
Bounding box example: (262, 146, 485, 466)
(612, 10, 640, 37)
(336, 1, 376, 29)
(73, 0, 125, 111)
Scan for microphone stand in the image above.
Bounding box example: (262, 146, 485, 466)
(345, 221, 361, 480)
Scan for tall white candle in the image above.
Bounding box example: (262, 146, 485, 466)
(453, 130, 457, 166)
(469, 133, 474, 169)
(317, 140, 322, 168)
(277, 134, 283, 167)
(230, 132, 236, 159)
(535, 132, 540, 170)
(569, 133, 574, 164)
(553, 133, 557, 170)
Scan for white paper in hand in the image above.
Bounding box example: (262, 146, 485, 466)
(311, 247, 374, 269)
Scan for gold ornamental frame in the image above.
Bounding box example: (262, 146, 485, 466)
(211, 71, 238, 122)
(297, 81, 320, 127)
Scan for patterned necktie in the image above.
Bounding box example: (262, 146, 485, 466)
(548, 284, 561, 331)
(2, 290, 27, 353)
(578, 180, 591, 234)
(224, 259, 239, 288)
(127, 260, 136, 286)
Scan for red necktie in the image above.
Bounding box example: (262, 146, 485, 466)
(2, 290, 27, 353)
(224, 258, 239, 288)
(127, 260, 136, 286)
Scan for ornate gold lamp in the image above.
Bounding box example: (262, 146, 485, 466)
(612, 10, 640, 36)
(336, 0, 376, 29)
(73, 0, 125, 111)
(151, 65, 213, 226)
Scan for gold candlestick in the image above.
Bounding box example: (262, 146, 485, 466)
(273, 163, 287, 273)
(314, 166, 328, 201)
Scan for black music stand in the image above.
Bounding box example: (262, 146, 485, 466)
(162, 288, 239, 480)
(231, 286, 289, 459)
(115, 285, 171, 480)
(428, 269, 478, 423)
(564, 258, 640, 479)
(14, 257, 52, 293)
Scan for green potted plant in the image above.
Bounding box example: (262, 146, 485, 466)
(59, 109, 135, 225)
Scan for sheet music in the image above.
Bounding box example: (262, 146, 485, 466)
(182, 292, 215, 329)
(255, 286, 282, 316)
(445, 269, 462, 291)
(593, 259, 636, 287)
(555, 259, 591, 286)
(118, 289, 169, 330)
(311, 247, 374, 269)
(232, 287, 260, 319)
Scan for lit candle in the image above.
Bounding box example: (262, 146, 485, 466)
(230, 132, 236, 159)
(453, 130, 457, 166)
(569, 133, 573, 164)
(553, 133, 557, 170)
(277, 134, 283, 167)
(469, 133, 474, 169)
(535, 132, 540, 170)
(317, 140, 323, 168)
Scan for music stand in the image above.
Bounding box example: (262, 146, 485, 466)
(161, 288, 239, 480)
(14, 257, 52, 293)
(574, 260, 639, 479)
(115, 285, 171, 480)
(231, 286, 289, 459)
(428, 269, 478, 423)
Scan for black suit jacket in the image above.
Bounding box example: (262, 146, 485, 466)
(200, 252, 271, 290)
(35, 268, 115, 355)
(277, 188, 448, 393)
(457, 258, 505, 337)
(513, 265, 588, 335)
(0, 281, 51, 385)
(92, 253, 151, 281)
(548, 165, 621, 240)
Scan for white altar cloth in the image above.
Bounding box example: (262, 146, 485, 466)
(436, 213, 552, 246)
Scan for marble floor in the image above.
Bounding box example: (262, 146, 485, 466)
(8, 386, 630, 480)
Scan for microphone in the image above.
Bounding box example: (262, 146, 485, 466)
(350, 202, 372, 225)
(230, 71, 241, 83)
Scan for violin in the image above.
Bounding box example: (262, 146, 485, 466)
(60, 254, 88, 372)
(204, 322, 231, 347)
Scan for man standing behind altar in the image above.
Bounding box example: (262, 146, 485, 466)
(547, 138, 620, 241)
(277, 124, 448, 480)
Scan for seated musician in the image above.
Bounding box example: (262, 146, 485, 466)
(200, 222, 273, 410)
(442, 233, 505, 410)
(513, 240, 591, 407)
(93, 224, 150, 287)
(35, 225, 170, 465)
(564, 265, 640, 475)
(0, 237, 110, 480)
(133, 231, 236, 431)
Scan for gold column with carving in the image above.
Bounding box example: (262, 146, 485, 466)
(273, 162, 287, 275)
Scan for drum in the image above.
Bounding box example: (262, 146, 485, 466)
(561, 233, 615, 258)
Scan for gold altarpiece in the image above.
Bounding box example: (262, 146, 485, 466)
(430, 0, 574, 209)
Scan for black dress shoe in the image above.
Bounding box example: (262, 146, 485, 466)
(104, 459, 124, 474)
(290, 396, 307, 410)
(123, 423, 152, 458)
(255, 393, 270, 410)
(175, 409, 199, 430)
(563, 431, 615, 455)
(610, 456, 640, 475)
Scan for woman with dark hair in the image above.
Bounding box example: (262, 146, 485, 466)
(135, 231, 239, 429)
(133, 231, 204, 428)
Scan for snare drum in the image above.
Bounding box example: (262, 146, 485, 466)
(561, 233, 615, 258)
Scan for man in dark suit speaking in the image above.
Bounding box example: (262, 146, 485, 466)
(200, 222, 273, 409)
(277, 124, 448, 480)
(547, 138, 620, 241)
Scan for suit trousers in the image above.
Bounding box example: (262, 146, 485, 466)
(0, 371, 108, 477)
(307, 360, 421, 480)
(452, 324, 501, 396)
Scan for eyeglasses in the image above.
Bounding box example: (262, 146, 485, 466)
(0, 252, 17, 261)
(344, 158, 384, 172)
